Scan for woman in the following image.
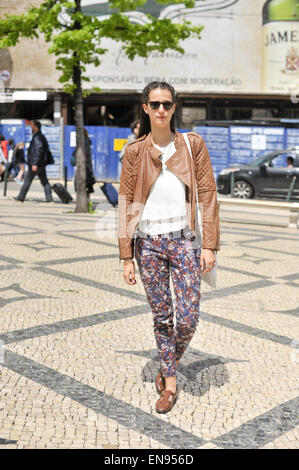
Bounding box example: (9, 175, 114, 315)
(118, 81, 220, 414)
(73, 128, 96, 202)
(83, 128, 96, 199)
(0, 144, 5, 180)
(7, 138, 17, 179)
(14, 142, 26, 183)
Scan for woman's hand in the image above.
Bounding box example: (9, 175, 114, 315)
(123, 261, 137, 286)
(200, 249, 216, 274)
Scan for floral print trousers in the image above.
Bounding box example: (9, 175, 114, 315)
(135, 232, 201, 378)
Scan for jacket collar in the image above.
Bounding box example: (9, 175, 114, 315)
(141, 131, 192, 188)
(143, 130, 185, 162)
(144, 132, 162, 162)
(137, 131, 193, 188)
(168, 131, 193, 189)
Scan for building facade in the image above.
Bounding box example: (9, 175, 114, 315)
(0, 0, 298, 127)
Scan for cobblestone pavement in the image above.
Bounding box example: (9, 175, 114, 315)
(0, 182, 298, 449)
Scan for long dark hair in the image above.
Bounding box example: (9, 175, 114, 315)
(138, 81, 176, 138)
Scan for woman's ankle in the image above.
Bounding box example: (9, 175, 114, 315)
(165, 376, 176, 393)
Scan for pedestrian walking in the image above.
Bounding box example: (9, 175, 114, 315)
(119, 120, 140, 163)
(0, 142, 5, 179)
(0, 134, 8, 160)
(73, 128, 96, 205)
(13, 120, 53, 202)
(84, 128, 96, 200)
(0, 134, 8, 181)
(118, 81, 220, 414)
(13, 142, 26, 183)
(7, 138, 18, 179)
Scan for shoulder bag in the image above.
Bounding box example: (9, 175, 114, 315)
(183, 132, 218, 288)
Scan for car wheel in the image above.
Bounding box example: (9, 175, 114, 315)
(233, 180, 254, 199)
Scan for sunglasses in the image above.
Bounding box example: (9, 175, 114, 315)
(148, 101, 174, 111)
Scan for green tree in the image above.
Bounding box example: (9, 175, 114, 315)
(0, 0, 203, 212)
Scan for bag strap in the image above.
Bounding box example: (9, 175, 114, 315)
(183, 132, 192, 159)
(183, 132, 217, 288)
(183, 132, 203, 242)
(183, 132, 199, 205)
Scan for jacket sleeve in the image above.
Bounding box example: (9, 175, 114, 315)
(118, 144, 138, 260)
(189, 132, 220, 252)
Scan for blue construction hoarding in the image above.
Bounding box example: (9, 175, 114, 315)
(194, 125, 298, 177)
(59, 125, 130, 181)
(1, 122, 298, 181)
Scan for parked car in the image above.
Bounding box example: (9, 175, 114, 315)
(216, 148, 299, 200)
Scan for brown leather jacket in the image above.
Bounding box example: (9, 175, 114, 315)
(118, 130, 220, 260)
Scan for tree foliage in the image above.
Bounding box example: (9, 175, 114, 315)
(0, 0, 203, 212)
(0, 0, 203, 94)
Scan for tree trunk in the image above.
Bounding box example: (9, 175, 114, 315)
(73, 0, 87, 213)
(73, 63, 87, 213)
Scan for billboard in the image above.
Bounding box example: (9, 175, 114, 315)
(0, 0, 298, 94)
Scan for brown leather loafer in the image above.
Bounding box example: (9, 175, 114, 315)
(155, 389, 177, 414)
(155, 370, 165, 395)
